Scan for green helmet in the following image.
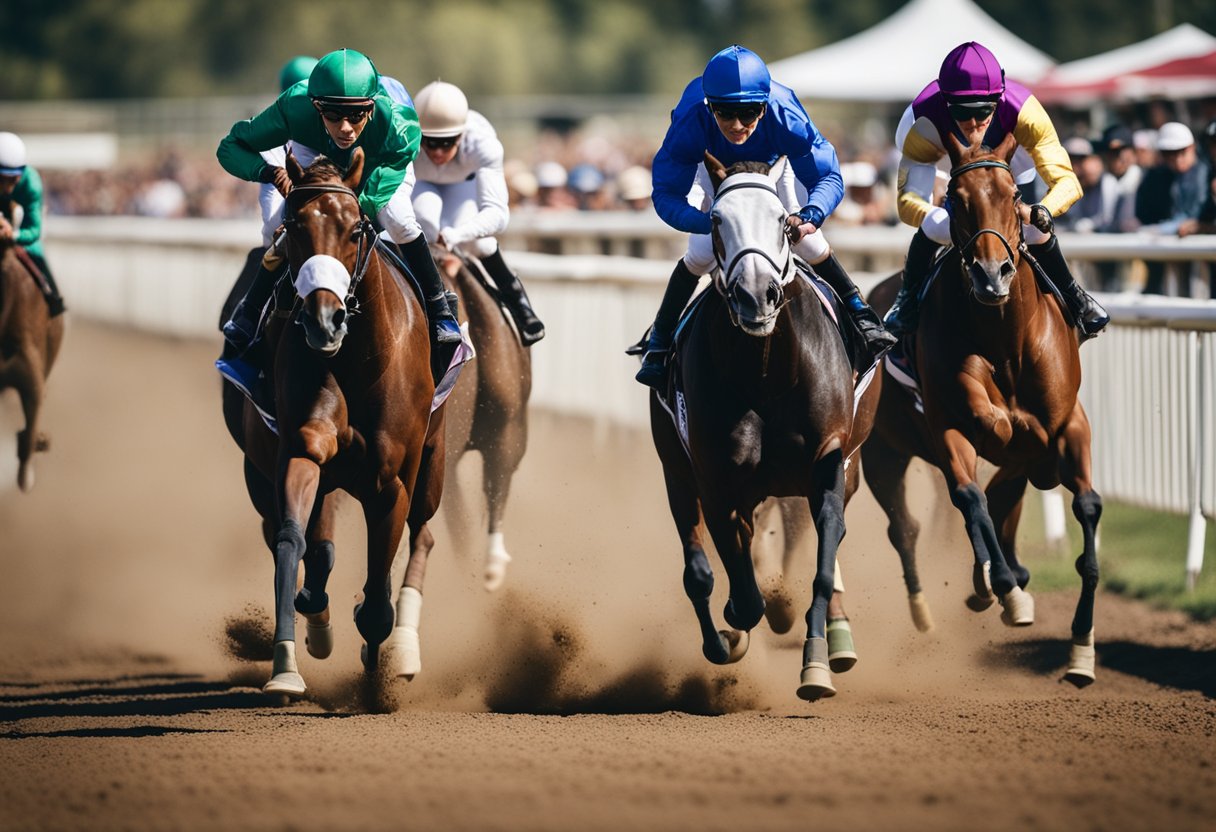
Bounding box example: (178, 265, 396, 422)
(279, 55, 318, 92)
(308, 48, 379, 103)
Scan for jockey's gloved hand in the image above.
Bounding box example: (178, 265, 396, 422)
(1029, 203, 1054, 235)
(260, 165, 292, 198)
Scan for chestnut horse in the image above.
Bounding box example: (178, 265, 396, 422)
(428, 249, 531, 594)
(220, 152, 446, 697)
(862, 132, 1102, 685)
(0, 238, 64, 491)
(650, 155, 880, 701)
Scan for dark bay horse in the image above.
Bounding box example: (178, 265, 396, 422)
(0, 236, 64, 491)
(650, 155, 880, 701)
(429, 249, 531, 593)
(863, 132, 1102, 685)
(220, 151, 446, 697)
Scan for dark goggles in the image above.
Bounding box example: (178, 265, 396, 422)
(947, 99, 998, 122)
(319, 107, 372, 124)
(709, 102, 766, 125)
(421, 135, 461, 150)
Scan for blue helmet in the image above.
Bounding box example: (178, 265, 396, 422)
(701, 45, 770, 104)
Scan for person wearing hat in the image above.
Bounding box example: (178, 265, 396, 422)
(889, 41, 1109, 342)
(1178, 119, 1216, 239)
(216, 48, 461, 401)
(410, 80, 545, 345)
(636, 44, 895, 390)
(1135, 121, 1210, 295)
(0, 132, 66, 317)
(1056, 137, 1115, 234)
(615, 165, 652, 211)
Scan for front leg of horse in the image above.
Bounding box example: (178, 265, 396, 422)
(797, 450, 846, 702)
(703, 508, 766, 635)
(388, 522, 434, 680)
(15, 370, 47, 492)
(296, 497, 337, 660)
(1060, 408, 1102, 686)
(356, 480, 409, 672)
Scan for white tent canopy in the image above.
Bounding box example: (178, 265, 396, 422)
(769, 0, 1055, 103)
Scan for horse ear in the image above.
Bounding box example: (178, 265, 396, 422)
(768, 156, 787, 186)
(286, 149, 304, 184)
(944, 130, 968, 166)
(703, 151, 729, 193)
(344, 148, 365, 190)
(995, 131, 1018, 163)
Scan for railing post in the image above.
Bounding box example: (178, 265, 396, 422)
(1186, 332, 1207, 591)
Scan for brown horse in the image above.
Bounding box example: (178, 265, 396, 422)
(0, 238, 65, 491)
(220, 151, 446, 697)
(862, 132, 1102, 685)
(428, 249, 531, 594)
(650, 155, 880, 701)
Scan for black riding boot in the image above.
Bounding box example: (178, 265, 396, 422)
(1029, 236, 1109, 342)
(223, 257, 282, 352)
(635, 259, 700, 391)
(398, 235, 461, 346)
(27, 252, 65, 317)
(886, 229, 937, 338)
(480, 248, 545, 346)
(813, 252, 897, 361)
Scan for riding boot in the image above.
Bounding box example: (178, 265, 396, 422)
(223, 258, 282, 352)
(479, 248, 545, 346)
(1029, 236, 1109, 342)
(886, 229, 937, 338)
(635, 259, 700, 390)
(27, 251, 65, 317)
(813, 252, 897, 361)
(398, 235, 462, 347)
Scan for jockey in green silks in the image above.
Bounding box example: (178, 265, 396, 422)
(0, 132, 66, 317)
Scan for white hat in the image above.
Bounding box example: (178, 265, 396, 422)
(415, 81, 469, 137)
(1156, 122, 1194, 152)
(1064, 136, 1094, 157)
(616, 165, 651, 201)
(535, 160, 567, 189)
(842, 161, 877, 188)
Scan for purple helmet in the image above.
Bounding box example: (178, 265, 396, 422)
(938, 42, 1004, 99)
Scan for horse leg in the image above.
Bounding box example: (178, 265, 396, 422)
(357, 479, 410, 672)
(389, 442, 445, 680)
(824, 462, 865, 673)
(702, 498, 766, 635)
(797, 449, 846, 702)
(298, 496, 336, 660)
(14, 358, 46, 493)
(481, 425, 525, 592)
(987, 467, 1031, 590)
(1059, 406, 1102, 687)
(938, 429, 1032, 625)
(756, 499, 805, 635)
(861, 436, 933, 631)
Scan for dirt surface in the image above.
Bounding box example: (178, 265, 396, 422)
(1, 320, 1214, 832)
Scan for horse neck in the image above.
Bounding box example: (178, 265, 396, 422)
(706, 287, 811, 396)
(941, 254, 1047, 360)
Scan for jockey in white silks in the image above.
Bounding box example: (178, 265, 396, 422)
(410, 81, 545, 345)
(636, 44, 896, 390)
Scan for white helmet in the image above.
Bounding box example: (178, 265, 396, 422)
(415, 81, 468, 138)
(0, 132, 27, 174)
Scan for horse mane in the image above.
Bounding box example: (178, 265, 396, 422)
(299, 157, 345, 185)
(724, 160, 772, 177)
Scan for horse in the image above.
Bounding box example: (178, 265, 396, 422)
(219, 151, 446, 697)
(0, 235, 65, 492)
(862, 131, 1102, 686)
(427, 247, 532, 593)
(649, 153, 880, 701)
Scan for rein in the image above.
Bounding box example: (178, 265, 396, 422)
(711, 178, 792, 307)
(947, 159, 1022, 267)
(284, 183, 378, 309)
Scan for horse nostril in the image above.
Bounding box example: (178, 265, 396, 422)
(766, 282, 781, 306)
(332, 307, 346, 331)
(1000, 260, 1016, 279)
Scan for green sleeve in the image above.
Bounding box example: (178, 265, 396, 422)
(13, 166, 42, 248)
(358, 98, 421, 219)
(216, 94, 295, 183)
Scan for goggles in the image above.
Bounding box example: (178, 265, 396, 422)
(947, 99, 998, 122)
(319, 106, 372, 125)
(421, 135, 460, 150)
(709, 102, 766, 126)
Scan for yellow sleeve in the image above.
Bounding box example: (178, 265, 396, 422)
(896, 121, 945, 228)
(1013, 95, 1081, 217)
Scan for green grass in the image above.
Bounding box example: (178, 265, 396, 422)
(1018, 493, 1216, 620)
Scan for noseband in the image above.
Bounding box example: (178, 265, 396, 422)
(283, 183, 378, 309)
(711, 178, 792, 302)
(947, 159, 1022, 267)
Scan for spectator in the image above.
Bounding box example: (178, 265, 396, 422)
(535, 161, 576, 210)
(1056, 137, 1113, 234)
(1098, 124, 1141, 233)
(1178, 119, 1216, 297)
(615, 165, 652, 211)
(1133, 129, 1159, 170)
(833, 161, 890, 226)
(567, 163, 610, 211)
(1135, 122, 1210, 296)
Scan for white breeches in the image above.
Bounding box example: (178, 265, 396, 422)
(920, 205, 1050, 247)
(412, 179, 499, 259)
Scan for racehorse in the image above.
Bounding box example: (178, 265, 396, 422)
(220, 151, 446, 697)
(862, 131, 1102, 686)
(428, 248, 531, 593)
(0, 236, 65, 491)
(649, 154, 880, 701)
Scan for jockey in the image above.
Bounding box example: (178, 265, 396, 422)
(411, 80, 545, 346)
(217, 47, 461, 361)
(636, 44, 895, 389)
(0, 132, 66, 317)
(887, 41, 1109, 341)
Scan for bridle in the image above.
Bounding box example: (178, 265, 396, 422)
(710, 177, 792, 310)
(283, 183, 378, 309)
(947, 158, 1023, 269)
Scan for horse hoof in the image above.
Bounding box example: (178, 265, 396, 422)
(388, 626, 421, 680)
(999, 586, 1035, 627)
(360, 642, 380, 672)
(263, 672, 306, 699)
(724, 596, 765, 632)
(484, 550, 511, 592)
(763, 596, 797, 635)
(17, 465, 34, 493)
(965, 593, 995, 612)
(826, 618, 858, 673)
(305, 620, 333, 660)
(703, 629, 749, 665)
(908, 592, 935, 632)
(796, 663, 836, 701)
(1064, 630, 1096, 687)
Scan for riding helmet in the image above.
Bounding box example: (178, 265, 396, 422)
(0, 132, 27, 175)
(415, 81, 469, 138)
(279, 55, 319, 93)
(701, 45, 771, 104)
(308, 48, 380, 103)
(938, 42, 1005, 100)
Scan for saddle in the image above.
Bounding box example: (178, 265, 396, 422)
(12, 247, 53, 297)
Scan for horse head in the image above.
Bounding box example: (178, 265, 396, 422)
(704, 152, 791, 337)
(944, 131, 1021, 306)
(282, 149, 372, 356)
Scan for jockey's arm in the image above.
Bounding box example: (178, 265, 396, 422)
(894, 106, 945, 229)
(445, 142, 510, 246)
(12, 167, 43, 248)
(217, 99, 294, 184)
(1013, 95, 1081, 219)
(788, 137, 844, 228)
(651, 138, 713, 235)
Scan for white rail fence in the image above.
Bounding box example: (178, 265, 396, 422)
(43, 216, 1216, 584)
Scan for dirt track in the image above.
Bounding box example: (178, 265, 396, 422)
(1, 320, 1213, 831)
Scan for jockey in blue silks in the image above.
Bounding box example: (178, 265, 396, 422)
(636, 45, 895, 389)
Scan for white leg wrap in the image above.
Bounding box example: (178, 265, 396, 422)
(263, 640, 306, 697)
(484, 532, 512, 592)
(390, 587, 423, 679)
(999, 585, 1035, 627)
(908, 592, 935, 633)
(1065, 629, 1097, 685)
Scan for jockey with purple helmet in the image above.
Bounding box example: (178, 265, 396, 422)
(887, 41, 1109, 341)
(636, 45, 895, 390)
